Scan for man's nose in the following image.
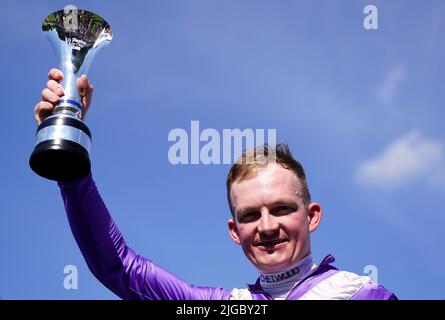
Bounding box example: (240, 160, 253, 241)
(257, 209, 279, 234)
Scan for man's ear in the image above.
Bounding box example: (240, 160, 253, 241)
(228, 218, 241, 245)
(307, 202, 322, 233)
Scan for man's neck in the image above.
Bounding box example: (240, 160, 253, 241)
(258, 254, 317, 299)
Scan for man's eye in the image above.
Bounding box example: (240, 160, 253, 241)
(238, 212, 260, 223)
(272, 206, 295, 215)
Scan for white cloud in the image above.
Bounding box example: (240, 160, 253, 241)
(377, 64, 407, 105)
(355, 130, 444, 188)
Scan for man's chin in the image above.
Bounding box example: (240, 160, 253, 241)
(255, 256, 293, 273)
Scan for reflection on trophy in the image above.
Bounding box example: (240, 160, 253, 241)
(29, 7, 112, 181)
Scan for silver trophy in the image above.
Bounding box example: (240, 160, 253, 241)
(29, 7, 112, 181)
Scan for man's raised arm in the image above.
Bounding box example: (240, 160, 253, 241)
(35, 69, 230, 300)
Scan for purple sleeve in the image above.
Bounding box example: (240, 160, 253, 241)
(58, 173, 231, 300)
(351, 282, 398, 300)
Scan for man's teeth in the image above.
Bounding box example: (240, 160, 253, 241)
(261, 240, 282, 246)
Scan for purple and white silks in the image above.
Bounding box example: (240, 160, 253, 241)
(58, 173, 397, 300)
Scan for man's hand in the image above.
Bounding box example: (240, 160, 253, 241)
(34, 68, 94, 125)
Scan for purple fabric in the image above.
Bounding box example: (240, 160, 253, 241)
(287, 269, 340, 300)
(351, 284, 398, 300)
(59, 173, 230, 300)
(247, 255, 340, 300)
(58, 173, 397, 300)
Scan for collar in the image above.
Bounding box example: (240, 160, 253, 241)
(248, 254, 336, 294)
(258, 254, 315, 288)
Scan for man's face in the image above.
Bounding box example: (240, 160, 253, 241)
(228, 164, 322, 273)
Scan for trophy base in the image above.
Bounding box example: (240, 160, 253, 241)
(29, 139, 91, 182)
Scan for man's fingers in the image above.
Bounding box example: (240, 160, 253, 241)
(34, 69, 65, 125)
(34, 101, 54, 114)
(47, 79, 64, 97)
(34, 101, 55, 125)
(77, 75, 93, 117)
(82, 81, 94, 108)
(77, 74, 92, 96)
(41, 88, 61, 105)
(48, 68, 64, 81)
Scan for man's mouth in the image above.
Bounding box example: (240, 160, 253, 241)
(255, 239, 288, 249)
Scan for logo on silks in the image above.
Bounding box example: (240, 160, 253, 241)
(260, 267, 300, 283)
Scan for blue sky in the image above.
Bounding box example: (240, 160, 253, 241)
(1, 0, 444, 299)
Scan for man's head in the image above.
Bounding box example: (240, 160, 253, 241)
(226, 144, 322, 273)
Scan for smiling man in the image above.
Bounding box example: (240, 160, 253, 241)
(225, 145, 396, 300)
(227, 157, 318, 274)
(34, 69, 397, 300)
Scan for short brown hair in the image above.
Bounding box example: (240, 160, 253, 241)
(226, 143, 311, 215)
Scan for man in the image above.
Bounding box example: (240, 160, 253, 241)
(34, 69, 397, 300)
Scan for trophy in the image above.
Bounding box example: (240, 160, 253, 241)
(29, 6, 112, 181)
